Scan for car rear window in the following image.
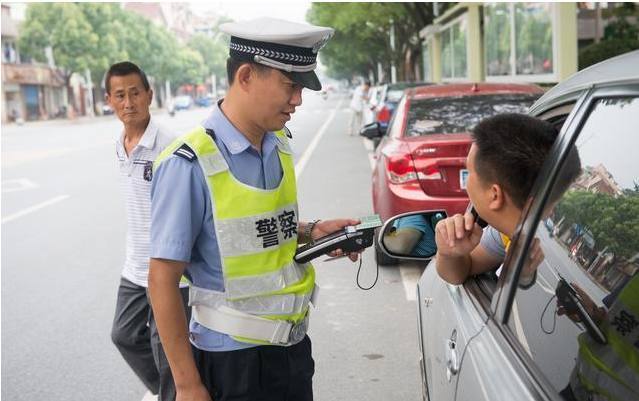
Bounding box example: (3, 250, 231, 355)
(405, 94, 540, 137)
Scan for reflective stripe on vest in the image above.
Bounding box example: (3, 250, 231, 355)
(154, 126, 315, 345)
(571, 275, 639, 401)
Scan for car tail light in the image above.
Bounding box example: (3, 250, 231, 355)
(383, 146, 418, 184)
(377, 106, 391, 124)
(419, 164, 442, 181)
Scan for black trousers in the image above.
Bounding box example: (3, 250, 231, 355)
(192, 336, 315, 401)
(111, 277, 190, 401)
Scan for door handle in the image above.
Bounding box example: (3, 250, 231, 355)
(446, 329, 459, 381)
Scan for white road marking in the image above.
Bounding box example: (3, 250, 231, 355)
(2, 178, 38, 193)
(295, 98, 343, 179)
(2, 195, 70, 224)
(362, 138, 376, 170)
(140, 391, 158, 401)
(399, 264, 423, 301)
(511, 299, 532, 355)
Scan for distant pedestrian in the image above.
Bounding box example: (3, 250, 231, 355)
(106, 61, 189, 401)
(349, 80, 371, 135)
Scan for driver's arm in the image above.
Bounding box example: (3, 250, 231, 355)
(384, 227, 422, 254)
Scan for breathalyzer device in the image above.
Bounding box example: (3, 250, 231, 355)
(294, 215, 382, 263)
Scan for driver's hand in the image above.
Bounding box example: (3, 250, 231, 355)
(435, 212, 483, 258)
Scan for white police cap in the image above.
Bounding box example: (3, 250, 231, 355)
(220, 17, 334, 91)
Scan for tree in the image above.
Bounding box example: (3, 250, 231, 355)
(18, 3, 100, 110)
(307, 2, 446, 81)
(18, 2, 213, 109)
(187, 33, 228, 80)
(556, 190, 639, 260)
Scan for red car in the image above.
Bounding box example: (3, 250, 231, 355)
(365, 83, 544, 262)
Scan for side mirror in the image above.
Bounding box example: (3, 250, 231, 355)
(359, 122, 386, 139)
(377, 210, 447, 260)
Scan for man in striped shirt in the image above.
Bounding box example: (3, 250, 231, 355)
(107, 61, 187, 401)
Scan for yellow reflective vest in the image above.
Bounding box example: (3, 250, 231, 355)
(570, 275, 639, 401)
(154, 126, 315, 346)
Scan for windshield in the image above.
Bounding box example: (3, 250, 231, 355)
(405, 93, 540, 137)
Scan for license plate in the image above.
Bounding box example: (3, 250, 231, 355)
(460, 169, 469, 189)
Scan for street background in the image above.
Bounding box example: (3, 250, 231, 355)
(1, 91, 425, 401)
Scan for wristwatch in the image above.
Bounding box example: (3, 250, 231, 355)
(305, 220, 321, 244)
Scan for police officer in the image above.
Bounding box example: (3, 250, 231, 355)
(148, 17, 359, 401)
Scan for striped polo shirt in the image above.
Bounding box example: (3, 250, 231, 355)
(116, 117, 179, 288)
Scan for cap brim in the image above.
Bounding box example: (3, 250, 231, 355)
(285, 71, 322, 91)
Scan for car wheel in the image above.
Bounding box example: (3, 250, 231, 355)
(374, 229, 398, 266)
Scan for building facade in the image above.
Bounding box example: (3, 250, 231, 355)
(420, 2, 579, 84)
(2, 4, 72, 123)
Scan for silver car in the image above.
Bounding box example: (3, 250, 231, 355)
(378, 50, 639, 401)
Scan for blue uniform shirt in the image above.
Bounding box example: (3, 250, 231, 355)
(150, 101, 283, 351)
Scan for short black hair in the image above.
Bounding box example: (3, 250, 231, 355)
(105, 61, 150, 95)
(226, 57, 270, 86)
(472, 113, 581, 209)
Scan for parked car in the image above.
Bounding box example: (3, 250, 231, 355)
(363, 83, 543, 263)
(195, 95, 215, 108)
(173, 95, 193, 111)
(101, 103, 113, 115)
(379, 50, 639, 401)
(373, 81, 432, 130)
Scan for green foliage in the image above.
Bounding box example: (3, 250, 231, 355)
(578, 38, 639, 69)
(19, 3, 98, 77)
(604, 18, 639, 41)
(18, 3, 213, 89)
(556, 190, 639, 259)
(187, 33, 228, 78)
(307, 2, 441, 80)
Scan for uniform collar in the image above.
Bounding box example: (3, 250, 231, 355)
(202, 100, 277, 156)
(117, 117, 158, 150)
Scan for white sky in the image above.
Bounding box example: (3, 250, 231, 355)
(8, 1, 313, 24)
(190, 1, 312, 24)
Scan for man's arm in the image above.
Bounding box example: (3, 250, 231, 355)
(148, 260, 210, 401)
(384, 227, 422, 255)
(298, 219, 361, 262)
(149, 156, 212, 401)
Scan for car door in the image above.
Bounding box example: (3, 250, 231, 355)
(458, 83, 639, 401)
(416, 260, 490, 401)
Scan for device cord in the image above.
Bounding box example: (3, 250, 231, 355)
(541, 294, 558, 334)
(356, 256, 379, 290)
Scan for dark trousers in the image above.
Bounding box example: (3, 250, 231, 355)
(192, 335, 315, 401)
(111, 277, 190, 401)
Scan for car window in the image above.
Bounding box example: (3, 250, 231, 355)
(505, 96, 639, 400)
(387, 95, 408, 139)
(405, 93, 539, 137)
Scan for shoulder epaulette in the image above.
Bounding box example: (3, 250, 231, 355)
(173, 143, 197, 161)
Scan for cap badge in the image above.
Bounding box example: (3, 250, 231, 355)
(312, 34, 331, 54)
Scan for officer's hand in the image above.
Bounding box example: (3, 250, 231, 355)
(176, 383, 212, 401)
(314, 218, 362, 262)
(435, 212, 483, 258)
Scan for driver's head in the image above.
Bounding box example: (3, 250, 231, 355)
(466, 113, 581, 231)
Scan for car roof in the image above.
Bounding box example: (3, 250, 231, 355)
(408, 83, 544, 100)
(530, 50, 639, 114)
(386, 81, 431, 90)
